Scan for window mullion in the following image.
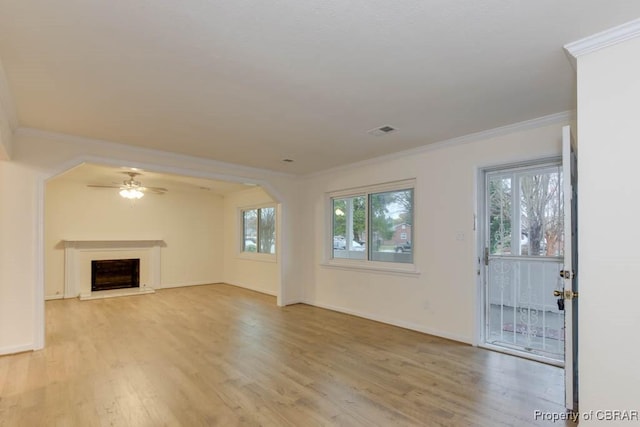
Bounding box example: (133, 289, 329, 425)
(366, 193, 371, 261)
(513, 173, 521, 256)
(346, 198, 354, 250)
(256, 208, 261, 253)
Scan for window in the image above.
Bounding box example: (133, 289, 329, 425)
(487, 165, 562, 257)
(331, 182, 414, 264)
(242, 206, 276, 254)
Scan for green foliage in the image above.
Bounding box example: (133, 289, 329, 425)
(394, 189, 413, 226)
(370, 192, 396, 242)
(333, 189, 413, 245)
(332, 197, 366, 242)
(352, 196, 366, 242)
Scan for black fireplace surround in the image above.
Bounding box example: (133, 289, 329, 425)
(91, 259, 140, 291)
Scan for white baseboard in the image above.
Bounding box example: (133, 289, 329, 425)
(45, 294, 64, 301)
(302, 299, 472, 345)
(79, 287, 155, 301)
(160, 280, 222, 289)
(280, 297, 304, 306)
(224, 281, 277, 297)
(0, 343, 34, 356)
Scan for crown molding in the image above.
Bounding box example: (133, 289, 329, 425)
(564, 18, 640, 65)
(16, 109, 573, 180)
(15, 127, 295, 179)
(305, 110, 574, 179)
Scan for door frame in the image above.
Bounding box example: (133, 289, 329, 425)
(476, 156, 564, 366)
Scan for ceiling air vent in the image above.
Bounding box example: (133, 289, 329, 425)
(367, 125, 398, 136)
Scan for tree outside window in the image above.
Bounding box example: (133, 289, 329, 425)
(242, 207, 276, 254)
(488, 167, 563, 257)
(332, 186, 413, 264)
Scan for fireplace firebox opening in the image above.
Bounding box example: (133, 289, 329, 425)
(91, 259, 140, 292)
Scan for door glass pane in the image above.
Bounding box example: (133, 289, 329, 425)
(519, 168, 563, 256)
(258, 207, 276, 254)
(488, 175, 512, 255)
(332, 196, 366, 259)
(370, 189, 413, 263)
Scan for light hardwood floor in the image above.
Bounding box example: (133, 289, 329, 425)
(0, 284, 575, 426)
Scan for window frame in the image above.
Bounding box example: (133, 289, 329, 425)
(485, 163, 563, 259)
(239, 203, 277, 261)
(324, 179, 419, 276)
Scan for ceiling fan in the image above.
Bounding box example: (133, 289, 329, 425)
(87, 172, 168, 199)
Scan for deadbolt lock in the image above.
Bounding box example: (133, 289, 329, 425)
(560, 270, 575, 279)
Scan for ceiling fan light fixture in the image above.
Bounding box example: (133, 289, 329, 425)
(119, 188, 144, 199)
(88, 171, 166, 198)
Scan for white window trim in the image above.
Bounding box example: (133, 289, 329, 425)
(320, 259, 421, 276)
(238, 203, 277, 261)
(325, 179, 419, 275)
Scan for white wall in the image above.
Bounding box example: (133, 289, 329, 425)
(0, 111, 10, 160)
(0, 59, 13, 161)
(0, 161, 40, 353)
(301, 123, 564, 343)
(223, 187, 279, 295)
(576, 36, 640, 420)
(45, 179, 225, 298)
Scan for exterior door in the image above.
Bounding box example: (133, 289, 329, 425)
(482, 161, 566, 364)
(561, 125, 578, 411)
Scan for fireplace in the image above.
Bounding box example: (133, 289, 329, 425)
(91, 259, 140, 292)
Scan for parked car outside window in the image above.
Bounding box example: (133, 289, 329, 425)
(395, 242, 411, 253)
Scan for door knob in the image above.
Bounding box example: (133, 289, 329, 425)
(553, 289, 579, 299)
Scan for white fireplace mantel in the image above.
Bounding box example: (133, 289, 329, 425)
(63, 239, 164, 299)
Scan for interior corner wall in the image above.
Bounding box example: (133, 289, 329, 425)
(0, 126, 10, 160)
(576, 36, 640, 417)
(300, 123, 564, 344)
(45, 178, 225, 297)
(0, 161, 39, 354)
(223, 187, 279, 296)
(0, 106, 11, 160)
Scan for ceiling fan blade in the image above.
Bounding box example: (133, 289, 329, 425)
(144, 186, 168, 193)
(87, 184, 120, 189)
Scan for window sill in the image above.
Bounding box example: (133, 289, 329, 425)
(237, 252, 277, 263)
(320, 260, 421, 277)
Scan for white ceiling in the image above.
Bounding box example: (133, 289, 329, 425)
(1, 1, 639, 174)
